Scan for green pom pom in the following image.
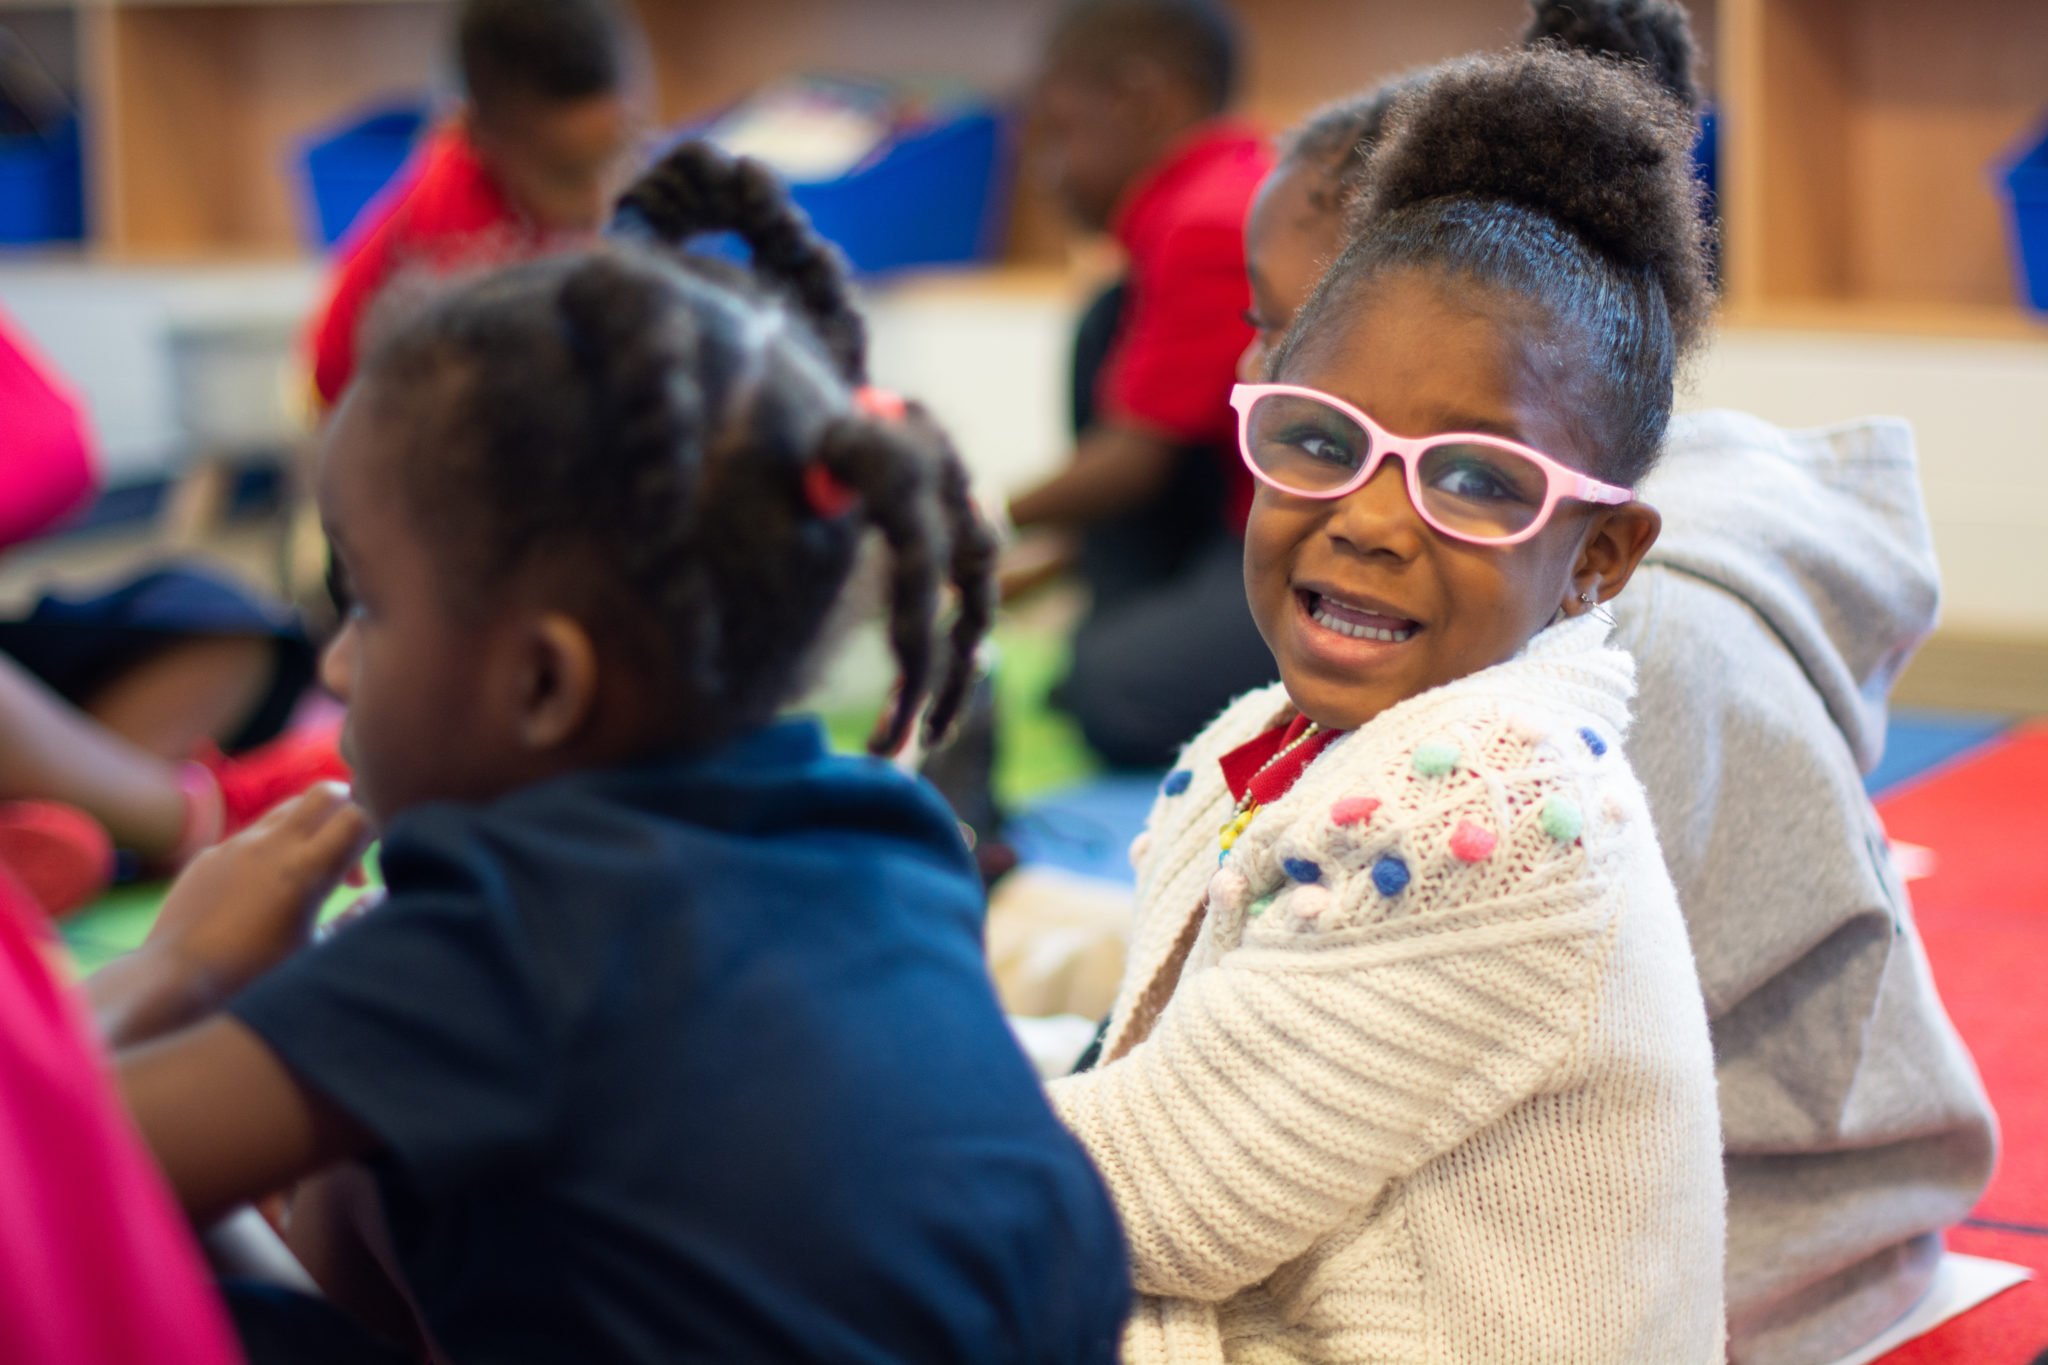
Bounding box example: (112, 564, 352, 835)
(1247, 892, 1279, 919)
(1540, 796, 1584, 842)
(1412, 741, 1460, 777)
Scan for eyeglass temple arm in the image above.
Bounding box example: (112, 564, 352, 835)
(1574, 475, 1635, 505)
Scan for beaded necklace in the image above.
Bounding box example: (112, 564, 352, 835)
(1218, 721, 1323, 855)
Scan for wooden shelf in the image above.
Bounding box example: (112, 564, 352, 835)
(79, 0, 448, 255)
(1722, 297, 2048, 343)
(1721, 0, 2046, 320)
(0, 0, 2041, 343)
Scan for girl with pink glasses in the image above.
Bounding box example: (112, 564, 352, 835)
(1045, 41, 1726, 1365)
(1239, 6, 1994, 1361)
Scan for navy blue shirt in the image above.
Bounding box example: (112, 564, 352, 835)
(231, 720, 1129, 1363)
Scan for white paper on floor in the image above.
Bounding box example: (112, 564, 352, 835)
(1823, 1253, 2032, 1365)
(1889, 839, 1938, 883)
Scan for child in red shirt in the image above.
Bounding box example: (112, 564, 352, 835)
(0, 306, 338, 905)
(308, 0, 644, 408)
(1014, 0, 1278, 767)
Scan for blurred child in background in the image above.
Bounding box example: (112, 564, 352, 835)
(0, 305, 337, 915)
(308, 0, 647, 409)
(1013, 0, 1278, 768)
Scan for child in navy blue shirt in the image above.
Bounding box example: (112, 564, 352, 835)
(87, 143, 1130, 1364)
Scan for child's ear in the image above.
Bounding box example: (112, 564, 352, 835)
(1569, 501, 1662, 612)
(514, 613, 601, 752)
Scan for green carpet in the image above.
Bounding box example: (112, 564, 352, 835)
(60, 617, 1099, 974)
(818, 619, 1101, 805)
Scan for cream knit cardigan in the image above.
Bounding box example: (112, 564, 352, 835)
(1048, 615, 1727, 1364)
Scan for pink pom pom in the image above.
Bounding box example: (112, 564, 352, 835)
(1128, 832, 1153, 870)
(1207, 865, 1250, 914)
(1285, 884, 1334, 930)
(1331, 796, 1381, 827)
(1449, 819, 1496, 862)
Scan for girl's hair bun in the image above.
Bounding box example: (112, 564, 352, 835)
(1358, 46, 1712, 355)
(1521, 0, 1701, 116)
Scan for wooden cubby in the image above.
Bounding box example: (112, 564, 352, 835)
(1, 0, 2042, 338)
(1721, 0, 2048, 336)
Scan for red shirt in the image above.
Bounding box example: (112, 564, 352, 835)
(1221, 712, 1344, 808)
(0, 874, 242, 1365)
(1097, 121, 1273, 534)
(308, 123, 538, 408)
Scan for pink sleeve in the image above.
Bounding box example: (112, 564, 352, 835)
(0, 879, 244, 1365)
(0, 309, 100, 553)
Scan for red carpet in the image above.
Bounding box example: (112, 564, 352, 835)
(1875, 722, 2048, 1363)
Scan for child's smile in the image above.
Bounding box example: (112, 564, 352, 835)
(1297, 586, 1419, 644)
(1244, 267, 1604, 732)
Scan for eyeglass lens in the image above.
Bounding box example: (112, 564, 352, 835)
(1244, 392, 1550, 539)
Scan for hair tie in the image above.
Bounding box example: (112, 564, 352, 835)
(854, 385, 907, 421)
(803, 388, 902, 519)
(803, 462, 858, 520)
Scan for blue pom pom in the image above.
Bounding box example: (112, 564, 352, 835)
(1282, 857, 1323, 884)
(1162, 769, 1193, 796)
(1578, 727, 1607, 757)
(1370, 854, 1410, 897)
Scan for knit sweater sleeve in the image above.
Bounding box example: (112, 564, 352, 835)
(1049, 710, 1623, 1302)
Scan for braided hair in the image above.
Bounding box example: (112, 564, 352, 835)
(353, 141, 995, 757)
(1281, 0, 1700, 224)
(1273, 46, 1713, 485)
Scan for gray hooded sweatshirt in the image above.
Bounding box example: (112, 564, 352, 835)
(1613, 409, 1996, 1365)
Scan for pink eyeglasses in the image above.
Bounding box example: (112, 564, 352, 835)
(1231, 382, 1635, 546)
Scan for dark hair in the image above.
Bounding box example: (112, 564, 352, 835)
(354, 143, 995, 757)
(456, 0, 630, 113)
(1047, 0, 1241, 114)
(1520, 0, 1700, 118)
(1275, 47, 1714, 484)
(1280, 72, 1429, 215)
(1281, 0, 1699, 221)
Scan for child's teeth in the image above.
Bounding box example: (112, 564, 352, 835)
(1310, 601, 1414, 642)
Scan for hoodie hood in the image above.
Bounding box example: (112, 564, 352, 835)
(1639, 409, 1940, 775)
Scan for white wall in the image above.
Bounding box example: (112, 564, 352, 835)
(4, 262, 2044, 634)
(0, 260, 320, 482)
(1685, 331, 2048, 635)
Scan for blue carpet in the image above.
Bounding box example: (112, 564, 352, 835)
(1868, 710, 2011, 798)
(1007, 772, 1162, 884)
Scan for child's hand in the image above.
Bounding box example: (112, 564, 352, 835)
(146, 782, 372, 1005)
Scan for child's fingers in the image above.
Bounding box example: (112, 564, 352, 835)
(272, 781, 353, 835)
(294, 797, 373, 887)
(233, 781, 343, 845)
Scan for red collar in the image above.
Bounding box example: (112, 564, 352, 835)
(1219, 713, 1344, 808)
